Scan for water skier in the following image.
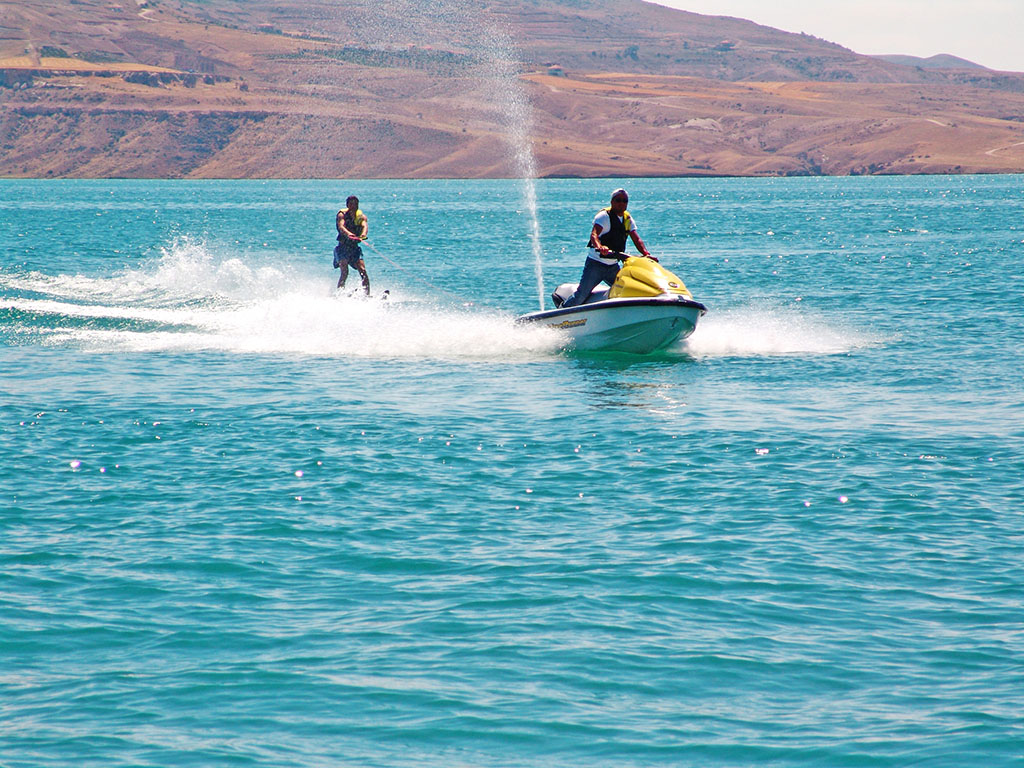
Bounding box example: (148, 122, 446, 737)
(334, 195, 370, 294)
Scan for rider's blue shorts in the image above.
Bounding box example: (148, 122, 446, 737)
(333, 242, 363, 268)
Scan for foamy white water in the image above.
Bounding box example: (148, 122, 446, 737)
(682, 302, 890, 358)
(4, 240, 888, 361)
(2, 240, 563, 360)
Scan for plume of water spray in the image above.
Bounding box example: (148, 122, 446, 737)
(472, 17, 546, 310)
(348, 0, 547, 309)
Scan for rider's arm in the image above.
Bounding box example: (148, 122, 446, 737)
(590, 223, 611, 256)
(630, 230, 656, 261)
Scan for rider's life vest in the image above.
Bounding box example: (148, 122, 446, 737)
(338, 209, 366, 242)
(589, 208, 632, 253)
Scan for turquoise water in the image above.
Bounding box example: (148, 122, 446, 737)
(2, 176, 1023, 766)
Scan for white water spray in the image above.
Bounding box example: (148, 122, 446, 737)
(0, 240, 563, 359)
(477, 20, 546, 310)
(682, 302, 891, 358)
(329, 1, 546, 307)
(370, 2, 545, 309)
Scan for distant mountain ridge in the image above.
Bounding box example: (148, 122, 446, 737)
(2, 0, 1024, 178)
(874, 54, 989, 71)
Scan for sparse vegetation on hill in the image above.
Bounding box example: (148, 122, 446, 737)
(2, 0, 1024, 178)
(288, 46, 480, 73)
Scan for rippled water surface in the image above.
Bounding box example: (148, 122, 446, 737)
(2, 176, 1023, 766)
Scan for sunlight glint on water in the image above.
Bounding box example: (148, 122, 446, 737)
(2, 175, 1023, 768)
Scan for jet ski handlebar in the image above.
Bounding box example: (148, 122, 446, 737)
(608, 251, 659, 263)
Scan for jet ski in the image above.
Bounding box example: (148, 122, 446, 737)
(516, 256, 706, 354)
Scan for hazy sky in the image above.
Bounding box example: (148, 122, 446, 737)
(651, 0, 1024, 72)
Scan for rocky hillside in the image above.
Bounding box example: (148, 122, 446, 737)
(2, 0, 1024, 177)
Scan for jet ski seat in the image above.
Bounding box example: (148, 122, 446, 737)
(550, 284, 610, 308)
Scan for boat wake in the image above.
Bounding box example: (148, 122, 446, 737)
(2, 240, 887, 362)
(0, 238, 561, 360)
(680, 301, 890, 358)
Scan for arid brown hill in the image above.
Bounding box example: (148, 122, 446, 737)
(2, 0, 1024, 177)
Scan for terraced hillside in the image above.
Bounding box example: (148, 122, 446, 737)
(2, 0, 1024, 177)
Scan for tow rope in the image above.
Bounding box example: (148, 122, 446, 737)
(362, 240, 474, 306)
